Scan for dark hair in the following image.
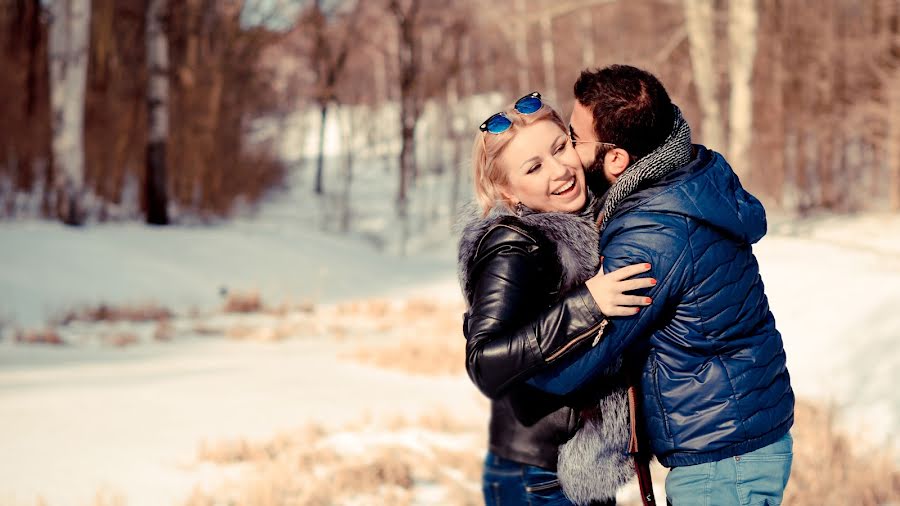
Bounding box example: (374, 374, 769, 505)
(573, 65, 675, 161)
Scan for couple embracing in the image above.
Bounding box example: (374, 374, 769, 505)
(457, 65, 794, 506)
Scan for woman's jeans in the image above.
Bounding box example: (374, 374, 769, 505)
(482, 451, 616, 506)
(664, 432, 793, 506)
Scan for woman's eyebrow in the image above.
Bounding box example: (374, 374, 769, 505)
(519, 156, 540, 171)
(519, 135, 568, 171)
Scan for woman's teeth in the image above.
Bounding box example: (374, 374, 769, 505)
(552, 179, 576, 195)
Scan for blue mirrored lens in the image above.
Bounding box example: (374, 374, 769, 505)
(485, 114, 512, 134)
(515, 96, 542, 114)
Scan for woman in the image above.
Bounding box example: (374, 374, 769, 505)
(458, 93, 655, 506)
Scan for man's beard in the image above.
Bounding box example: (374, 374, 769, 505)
(583, 151, 611, 196)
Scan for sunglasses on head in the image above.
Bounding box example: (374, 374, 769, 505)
(479, 92, 543, 134)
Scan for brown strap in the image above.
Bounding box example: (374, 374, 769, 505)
(627, 386, 657, 506)
(627, 386, 640, 454)
(634, 455, 657, 506)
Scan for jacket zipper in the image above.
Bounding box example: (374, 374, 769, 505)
(525, 479, 560, 493)
(544, 318, 608, 363)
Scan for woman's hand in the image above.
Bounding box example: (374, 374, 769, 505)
(585, 261, 656, 316)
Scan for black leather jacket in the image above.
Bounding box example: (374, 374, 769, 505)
(462, 218, 607, 469)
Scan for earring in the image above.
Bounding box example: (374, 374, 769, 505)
(514, 202, 525, 216)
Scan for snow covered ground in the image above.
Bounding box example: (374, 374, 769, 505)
(0, 211, 898, 505)
(0, 218, 455, 328)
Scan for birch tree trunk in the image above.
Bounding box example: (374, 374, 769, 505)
(727, 0, 757, 179)
(683, 0, 724, 150)
(889, 77, 900, 211)
(146, 0, 170, 225)
(514, 0, 528, 93)
(339, 107, 355, 233)
(48, 0, 91, 225)
(581, 8, 595, 69)
(540, 16, 556, 104)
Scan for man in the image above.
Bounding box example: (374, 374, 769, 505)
(525, 65, 795, 504)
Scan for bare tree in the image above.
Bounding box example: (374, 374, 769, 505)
(145, 0, 170, 224)
(683, 0, 724, 149)
(385, 0, 470, 217)
(727, 0, 757, 179)
(387, 0, 420, 217)
(300, 0, 362, 196)
(865, 0, 900, 210)
(48, 0, 92, 225)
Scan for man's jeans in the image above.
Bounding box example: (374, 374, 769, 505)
(665, 432, 793, 506)
(482, 452, 616, 506)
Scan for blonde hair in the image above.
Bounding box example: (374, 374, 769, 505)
(471, 102, 567, 216)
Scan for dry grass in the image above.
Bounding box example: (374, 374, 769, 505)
(191, 321, 224, 336)
(15, 328, 65, 345)
(346, 336, 465, 376)
(56, 302, 172, 325)
(187, 400, 899, 506)
(334, 298, 393, 319)
(784, 400, 900, 505)
(13, 487, 126, 506)
(98, 331, 139, 348)
(188, 413, 484, 506)
(223, 290, 263, 313)
(224, 319, 312, 342)
(339, 296, 467, 375)
(263, 300, 316, 317)
(154, 320, 175, 341)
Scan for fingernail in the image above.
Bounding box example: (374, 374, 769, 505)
(650, 279, 657, 285)
(634, 307, 641, 313)
(645, 297, 652, 304)
(644, 263, 652, 269)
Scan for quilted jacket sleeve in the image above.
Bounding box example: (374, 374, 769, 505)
(526, 213, 691, 396)
(465, 225, 607, 399)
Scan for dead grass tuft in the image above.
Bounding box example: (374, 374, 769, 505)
(337, 296, 466, 375)
(191, 321, 224, 336)
(154, 319, 175, 341)
(345, 336, 465, 376)
(223, 291, 263, 313)
(334, 298, 392, 318)
(16, 328, 65, 345)
(188, 413, 483, 506)
(225, 321, 305, 342)
(784, 400, 900, 505)
(91, 488, 127, 506)
(57, 302, 172, 325)
(100, 331, 139, 348)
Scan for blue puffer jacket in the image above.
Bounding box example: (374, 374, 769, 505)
(528, 146, 794, 468)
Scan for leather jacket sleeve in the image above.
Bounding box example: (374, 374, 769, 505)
(464, 224, 607, 399)
(527, 216, 691, 395)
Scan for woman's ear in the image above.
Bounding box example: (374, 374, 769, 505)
(498, 186, 518, 206)
(605, 148, 631, 179)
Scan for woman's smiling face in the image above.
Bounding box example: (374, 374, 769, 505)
(498, 120, 587, 213)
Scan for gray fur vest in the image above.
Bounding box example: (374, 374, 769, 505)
(457, 200, 635, 505)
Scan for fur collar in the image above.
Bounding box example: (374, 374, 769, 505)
(457, 195, 601, 305)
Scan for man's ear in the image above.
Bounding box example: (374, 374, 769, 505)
(605, 148, 631, 178)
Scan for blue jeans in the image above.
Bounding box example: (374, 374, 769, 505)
(665, 432, 793, 506)
(482, 452, 616, 506)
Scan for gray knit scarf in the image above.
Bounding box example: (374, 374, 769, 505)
(598, 105, 693, 232)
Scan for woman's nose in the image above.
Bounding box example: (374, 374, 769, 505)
(548, 153, 572, 179)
